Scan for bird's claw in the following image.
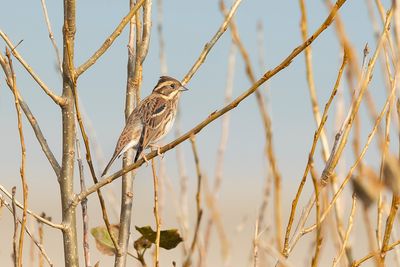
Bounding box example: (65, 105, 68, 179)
(141, 152, 150, 166)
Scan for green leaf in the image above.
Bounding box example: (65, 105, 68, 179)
(90, 224, 119, 256)
(135, 226, 183, 250)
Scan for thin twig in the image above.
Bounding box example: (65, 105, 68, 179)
(151, 159, 161, 267)
(75, 0, 145, 76)
(256, 21, 273, 233)
(183, 136, 204, 267)
(156, 0, 167, 75)
(0, 30, 65, 105)
(72, 70, 120, 254)
(73, 0, 349, 204)
(2, 197, 54, 267)
(38, 216, 44, 267)
(203, 33, 236, 261)
(310, 165, 322, 266)
(353, 239, 400, 266)
(303, 48, 397, 240)
(332, 195, 357, 267)
(253, 219, 260, 267)
(0, 52, 61, 178)
(7, 48, 28, 267)
(219, 0, 283, 249)
(12, 187, 19, 267)
(181, 0, 242, 85)
(283, 51, 347, 257)
(40, 0, 63, 73)
(0, 185, 63, 229)
(381, 195, 400, 260)
(76, 138, 91, 267)
(321, 6, 393, 184)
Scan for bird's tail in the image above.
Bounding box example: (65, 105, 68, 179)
(101, 154, 117, 177)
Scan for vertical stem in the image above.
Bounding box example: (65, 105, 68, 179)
(12, 187, 19, 267)
(61, 0, 79, 266)
(76, 138, 91, 267)
(6, 47, 28, 267)
(116, 1, 151, 265)
(38, 216, 44, 267)
(151, 159, 161, 267)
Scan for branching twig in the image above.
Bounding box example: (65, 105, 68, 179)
(183, 136, 204, 267)
(220, 0, 283, 249)
(303, 43, 397, 242)
(352, 239, 400, 266)
(332, 195, 357, 267)
(40, 0, 63, 73)
(75, 0, 145, 76)
(0, 30, 65, 105)
(73, 0, 348, 205)
(0, 185, 63, 229)
(0, 52, 61, 178)
(283, 51, 347, 257)
(181, 0, 242, 85)
(6, 48, 28, 267)
(76, 138, 91, 267)
(2, 196, 54, 267)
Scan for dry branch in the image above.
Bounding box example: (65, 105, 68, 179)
(75, 0, 146, 76)
(0, 53, 61, 177)
(1, 196, 54, 267)
(73, 0, 349, 208)
(6, 48, 28, 267)
(0, 30, 65, 105)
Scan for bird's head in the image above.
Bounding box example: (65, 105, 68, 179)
(153, 76, 188, 99)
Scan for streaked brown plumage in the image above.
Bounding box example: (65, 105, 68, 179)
(101, 76, 187, 176)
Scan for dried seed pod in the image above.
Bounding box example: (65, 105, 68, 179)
(351, 166, 382, 208)
(383, 154, 400, 195)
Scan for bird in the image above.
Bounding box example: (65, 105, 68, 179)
(101, 76, 188, 176)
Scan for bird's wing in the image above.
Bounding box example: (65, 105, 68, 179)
(140, 96, 169, 147)
(133, 96, 170, 161)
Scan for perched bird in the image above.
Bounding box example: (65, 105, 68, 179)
(101, 76, 188, 176)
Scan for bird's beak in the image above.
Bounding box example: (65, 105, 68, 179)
(179, 86, 189, 92)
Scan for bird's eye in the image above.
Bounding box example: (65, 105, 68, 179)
(170, 84, 175, 89)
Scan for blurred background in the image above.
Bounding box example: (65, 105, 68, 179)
(0, 0, 397, 266)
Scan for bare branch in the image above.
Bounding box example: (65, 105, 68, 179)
(1, 196, 54, 267)
(0, 185, 64, 229)
(73, 0, 349, 205)
(0, 30, 65, 105)
(181, 0, 242, 85)
(75, 0, 146, 76)
(6, 47, 29, 267)
(75, 138, 91, 267)
(332, 195, 357, 267)
(183, 136, 204, 267)
(151, 159, 161, 267)
(40, 0, 63, 73)
(0, 52, 61, 178)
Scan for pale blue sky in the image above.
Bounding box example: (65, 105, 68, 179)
(0, 0, 395, 265)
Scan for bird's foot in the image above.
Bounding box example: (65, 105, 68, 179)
(141, 152, 150, 166)
(150, 144, 164, 159)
